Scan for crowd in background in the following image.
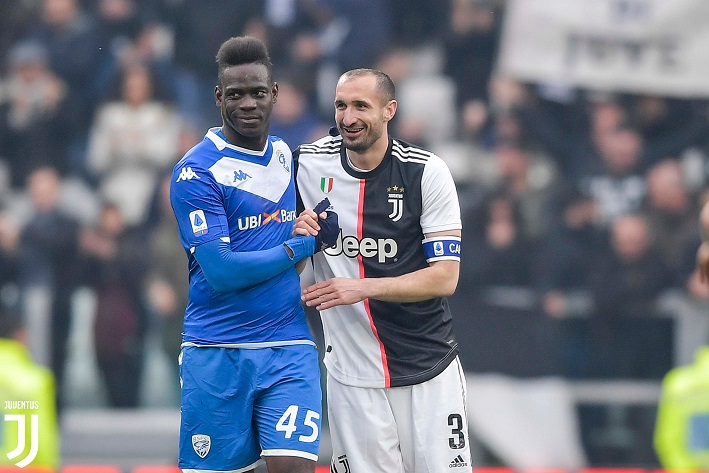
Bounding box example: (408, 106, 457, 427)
(0, 0, 708, 418)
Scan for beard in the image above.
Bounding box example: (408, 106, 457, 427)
(339, 124, 383, 153)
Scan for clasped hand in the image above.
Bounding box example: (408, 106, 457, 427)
(293, 198, 340, 252)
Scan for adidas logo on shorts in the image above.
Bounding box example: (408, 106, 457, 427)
(449, 454, 468, 468)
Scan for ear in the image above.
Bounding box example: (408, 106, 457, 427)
(383, 100, 397, 122)
(214, 85, 222, 107)
(272, 82, 279, 104)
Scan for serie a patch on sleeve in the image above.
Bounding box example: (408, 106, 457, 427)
(422, 236, 461, 262)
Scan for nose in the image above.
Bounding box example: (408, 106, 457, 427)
(240, 95, 257, 109)
(341, 108, 357, 126)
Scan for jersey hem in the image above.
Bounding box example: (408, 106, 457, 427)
(181, 457, 263, 473)
(181, 340, 317, 349)
(324, 347, 459, 388)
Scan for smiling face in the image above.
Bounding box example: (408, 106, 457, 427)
(215, 62, 277, 150)
(334, 73, 396, 162)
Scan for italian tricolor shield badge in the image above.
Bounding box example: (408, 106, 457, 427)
(320, 177, 334, 193)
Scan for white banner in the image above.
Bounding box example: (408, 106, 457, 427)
(498, 0, 709, 97)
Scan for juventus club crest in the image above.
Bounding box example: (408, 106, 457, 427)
(192, 434, 211, 458)
(387, 185, 404, 222)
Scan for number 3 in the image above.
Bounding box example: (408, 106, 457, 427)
(448, 413, 466, 449)
(276, 405, 320, 442)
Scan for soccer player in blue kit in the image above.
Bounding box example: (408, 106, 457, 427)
(170, 36, 337, 473)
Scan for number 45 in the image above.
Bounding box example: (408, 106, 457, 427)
(276, 405, 320, 442)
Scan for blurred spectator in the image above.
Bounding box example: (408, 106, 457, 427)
(0, 309, 60, 469)
(161, 0, 262, 130)
(577, 125, 647, 227)
(145, 173, 186, 387)
(87, 62, 181, 227)
(78, 202, 148, 408)
(629, 95, 707, 169)
(388, 0, 448, 48)
(443, 0, 501, 141)
(586, 214, 674, 378)
(642, 159, 701, 287)
(25, 0, 104, 170)
(92, 0, 176, 104)
(13, 166, 81, 408)
(460, 193, 536, 307)
(537, 186, 605, 319)
(269, 74, 329, 149)
(0, 41, 74, 187)
(491, 141, 557, 241)
(0, 1, 38, 68)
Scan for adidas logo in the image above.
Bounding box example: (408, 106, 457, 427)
(449, 455, 468, 468)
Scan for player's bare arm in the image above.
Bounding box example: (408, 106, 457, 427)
(302, 230, 460, 310)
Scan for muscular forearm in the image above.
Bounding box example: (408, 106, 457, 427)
(302, 260, 459, 310)
(362, 261, 459, 302)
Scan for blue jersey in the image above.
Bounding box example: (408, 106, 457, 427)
(170, 128, 313, 346)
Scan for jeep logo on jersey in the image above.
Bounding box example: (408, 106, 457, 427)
(324, 231, 398, 263)
(237, 209, 297, 230)
(233, 170, 252, 182)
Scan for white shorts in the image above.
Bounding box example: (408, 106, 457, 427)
(327, 356, 471, 473)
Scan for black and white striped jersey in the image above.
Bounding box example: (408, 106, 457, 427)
(294, 134, 462, 388)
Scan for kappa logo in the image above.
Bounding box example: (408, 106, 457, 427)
(448, 454, 468, 468)
(176, 166, 200, 182)
(233, 170, 252, 182)
(192, 434, 211, 459)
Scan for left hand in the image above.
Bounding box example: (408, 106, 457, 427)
(302, 278, 367, 310)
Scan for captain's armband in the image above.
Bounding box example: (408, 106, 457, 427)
(422, 236, 461, 263)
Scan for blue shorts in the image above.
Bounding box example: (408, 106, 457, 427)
(178, 345, 322, 471)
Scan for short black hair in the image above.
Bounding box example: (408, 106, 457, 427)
(340, 68, 396, 103)
(216, 36, 273, 82)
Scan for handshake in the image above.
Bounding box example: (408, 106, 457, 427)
(312, 198, 340, 252)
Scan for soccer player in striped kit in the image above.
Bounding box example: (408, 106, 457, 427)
(294, 69, 472, 473)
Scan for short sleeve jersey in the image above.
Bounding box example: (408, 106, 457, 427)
(170, 128, 312, 346)
(294, 135, 462, 388)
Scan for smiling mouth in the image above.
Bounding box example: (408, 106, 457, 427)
(341, 125, 364, 135)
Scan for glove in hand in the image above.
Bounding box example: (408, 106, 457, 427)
(313, 198, 339, 252)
